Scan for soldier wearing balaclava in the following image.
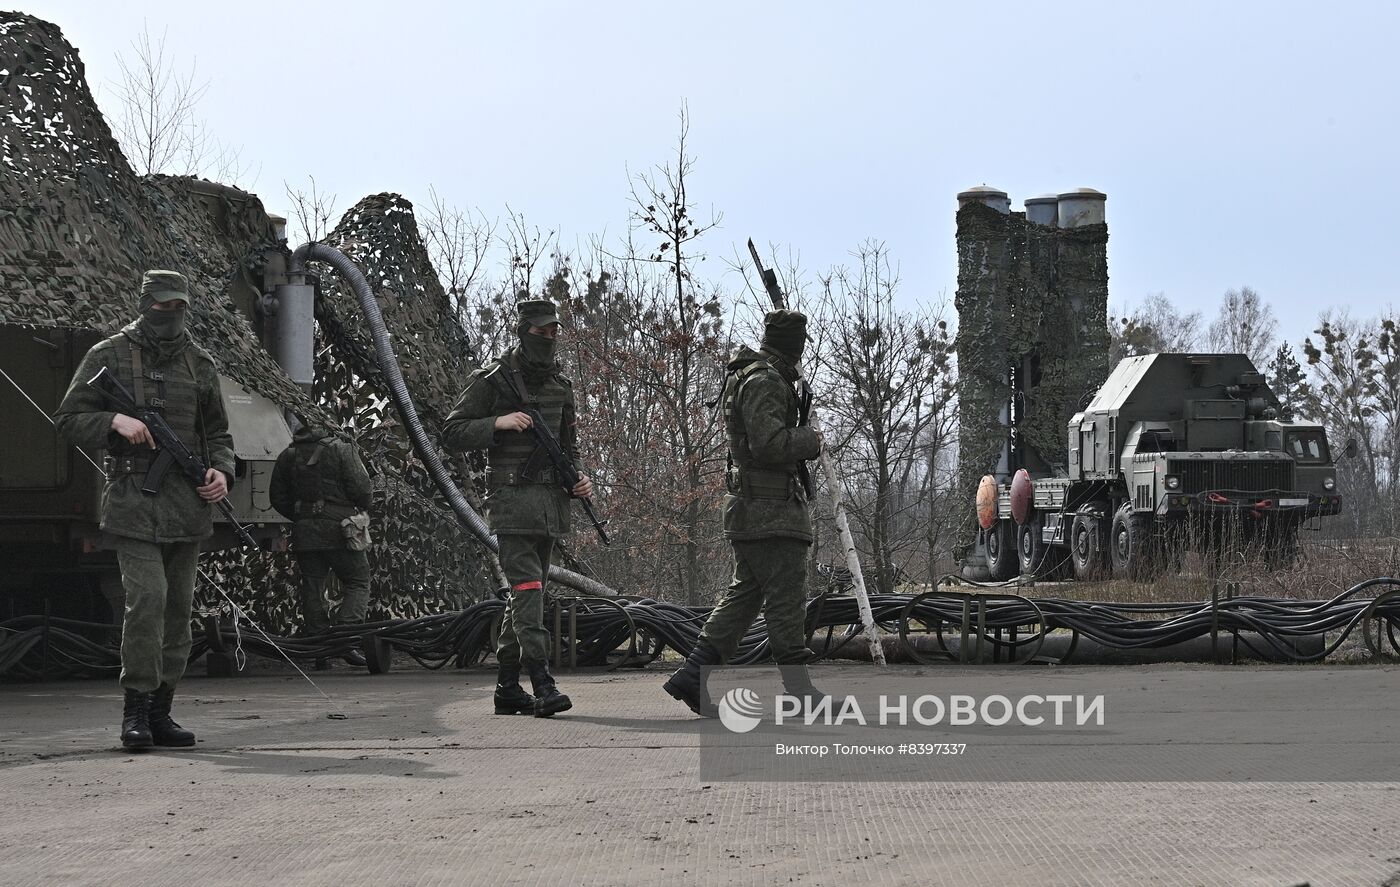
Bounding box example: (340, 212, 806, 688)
(664, 308, 827, 716)
(442, 299, 594, 718)
(55, 270, 235, 749)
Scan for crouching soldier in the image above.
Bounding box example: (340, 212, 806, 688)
(269, 418, 374, 667)
(442, 299, 592, 718)
(55, 270, 235, 749)
(664, 309, 825, 715)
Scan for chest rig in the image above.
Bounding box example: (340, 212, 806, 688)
(483, 358, 569, 486)
(103, 336, 204, 477)
(723, 358, 812, 500)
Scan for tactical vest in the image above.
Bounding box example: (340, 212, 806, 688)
(291, 440, 356, 519)
(483, 359, 570, 485)
(723, 358, 804, 500)
(105, 334, 204, 471)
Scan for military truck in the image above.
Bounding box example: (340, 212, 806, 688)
(0, 322, 292, 625)
(974, 353, 1345, 582)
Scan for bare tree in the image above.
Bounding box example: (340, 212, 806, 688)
(108, 23, 253, 186)
(1108, 293, 1201, 363)
(813, 242, 957, 593)
(420, 187, 495, 305)
(501, 207, 557, 301)
(1302, 312, 1382, 537)
(1207, 286, 1278, 368)
(284, 176, 338, 245)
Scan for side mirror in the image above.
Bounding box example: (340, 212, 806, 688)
(1344, 438, 1360, 460)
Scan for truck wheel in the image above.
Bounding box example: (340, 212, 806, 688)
(1110, 504, 1162, 582)
(1018, 516, 1045, 577)
(1070, 513, 1107, 581)
(985, 519, 1019, 582)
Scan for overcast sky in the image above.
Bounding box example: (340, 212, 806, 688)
(29, 0, 1400, 347)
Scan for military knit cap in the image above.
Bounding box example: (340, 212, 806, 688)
(517, 299, 561, 328)
(139, 270, 191, 312)
(761, 309, 808, 358)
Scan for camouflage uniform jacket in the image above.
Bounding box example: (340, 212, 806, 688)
(269, 426, 373, 551)
(54, 322, 235, 544)
(441, 346, 579, 538)
(721, 346, 821, 543)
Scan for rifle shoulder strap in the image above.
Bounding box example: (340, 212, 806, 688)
(183, 349, 211, 466)
(487, 356, 535, 408)
(481, 364, 522, 409)
(124, 337, 145, 408)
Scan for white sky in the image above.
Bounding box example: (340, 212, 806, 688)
(27, 0, 1400, 346)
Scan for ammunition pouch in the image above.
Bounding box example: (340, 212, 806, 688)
(726, 464, 804, 501)
(341, 512, 372, 551)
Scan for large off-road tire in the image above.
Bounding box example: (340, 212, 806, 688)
(985, 519, 1019, 582)
(1018, 515, 1045, 577)
(1070, 512, 1108, 581)
(1110, 503, 1162, 582)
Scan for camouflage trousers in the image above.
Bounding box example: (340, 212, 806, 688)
(112, 537, 201, 692)
(700, 538, 813, 664)
(496, 534, 554, 668)
(294, 548, 371, 635)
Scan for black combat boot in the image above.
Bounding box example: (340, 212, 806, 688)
(662, 638, 722, 718)
(341, 647, 367, 668)
(120, 689, 153, 750)
(493, 663, 535, 715)
(148, 683, 196, 748)
(527, 662, 572, 718)
(777, 662, 830, 718)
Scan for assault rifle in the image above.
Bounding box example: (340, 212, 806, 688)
(88, 367, 258, 549)
(485, 365, 611, 546)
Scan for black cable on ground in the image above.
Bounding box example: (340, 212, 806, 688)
(7, 578, 1400, 680)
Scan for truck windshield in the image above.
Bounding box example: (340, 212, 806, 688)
(1284, 430, 1330, 464)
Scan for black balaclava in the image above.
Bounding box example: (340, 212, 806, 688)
(134, 269, 191, 363)
(759, 309, 808, 382)
(518, 320, 558, 385)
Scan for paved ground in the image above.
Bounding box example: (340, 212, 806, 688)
(2, 661, 1399, 887)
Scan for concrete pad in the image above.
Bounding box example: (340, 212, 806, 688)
(2, 663, 1398, 886)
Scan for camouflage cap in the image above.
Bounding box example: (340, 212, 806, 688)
(761, 308, 809, 358)
(139, 270, 191, 306)
(517, 299, 561, 328)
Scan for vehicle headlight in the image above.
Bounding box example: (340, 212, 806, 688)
(1165, 475, 1181, 491)
(1323, 477, 1336, 491)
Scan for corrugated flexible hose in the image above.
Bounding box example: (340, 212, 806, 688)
(289, 242, 616, 598)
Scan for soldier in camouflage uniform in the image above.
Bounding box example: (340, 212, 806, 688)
(442, 299, 593, 718)
(664, 309, 825, 716)
(269, 421, 373, 667)
(55, 270, 235, 750)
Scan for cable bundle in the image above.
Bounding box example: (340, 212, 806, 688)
(5, 579, 1400, 680)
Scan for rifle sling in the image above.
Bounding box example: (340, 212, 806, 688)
(130, 340, 144, 409)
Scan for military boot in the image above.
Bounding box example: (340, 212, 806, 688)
(527, 663, 572, 718)
(777, 662, 830, 718)
(120, 689, 153, 750)
(148, 683, 196, 747)
(662, 637, 722, 718)
(493, 663, 535, 715)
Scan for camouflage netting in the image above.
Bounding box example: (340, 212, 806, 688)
(0, 13, 494, 630)
(308, 194, 497, 620)
(954, 202, 1110, 541)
